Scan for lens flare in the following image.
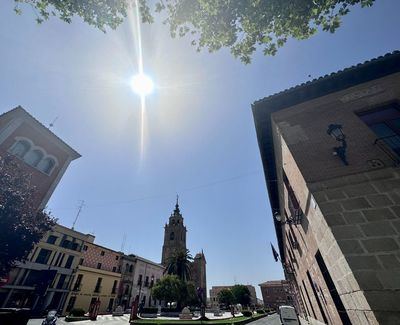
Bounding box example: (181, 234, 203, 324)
(130, 73, 154, 96)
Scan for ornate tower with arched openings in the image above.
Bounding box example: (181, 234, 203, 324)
(161, 196, 187, 265)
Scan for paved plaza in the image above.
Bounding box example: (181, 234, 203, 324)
(28, 313, 287, 325)
(28, 314, 132, 325)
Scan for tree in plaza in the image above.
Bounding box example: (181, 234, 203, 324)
(231, 285, 251, 307)
(181, 281, 199, 307)
(151, 274, 182, 308)
(13, 0, 375, 63)
(217, 288, 235, 308)
(0, 155, 56, 277)
(165, 248, 193, 282)
(151, 274, 198, 308)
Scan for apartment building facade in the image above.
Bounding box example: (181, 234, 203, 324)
(0, 225, 94, 314)
(209, 285, 257, 308)
(64, 243, 122, 315)
(259, 280, 293, 310)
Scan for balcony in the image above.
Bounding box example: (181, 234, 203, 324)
(283, 262, 295, 275)
(287, 195, 303, 225)
(284, 174, 303, 225)
(375, 135, 400, 165)
(291, 240, 299, 250)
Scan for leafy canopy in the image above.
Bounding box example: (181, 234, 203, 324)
(151, 274, 199, 307)
(217, 288, 235, 307)
(13, 0, 152, 32)
(14, 0, 375, 63)
(151, 274, 182, 305)
(0, 155, 56, 277)
(165, 248, 193, 282)
(231, 285, 252, 306)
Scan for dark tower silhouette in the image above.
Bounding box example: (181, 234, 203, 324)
(161, 196, 187, 265)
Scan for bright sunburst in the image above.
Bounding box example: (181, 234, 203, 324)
(130, 73, 154, 97)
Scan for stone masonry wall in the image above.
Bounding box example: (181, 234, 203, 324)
(311, 167, 400, 325)
(277, 133, 356, 325)
(271, 68, 400, 325)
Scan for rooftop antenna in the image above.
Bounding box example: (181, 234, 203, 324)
(121, 233, 127, 252)
(72, 200, 85, 230)
(49, 116, 59, 128)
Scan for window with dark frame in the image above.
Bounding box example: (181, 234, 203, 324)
(94, 277, 102, 293)
(112, 280, 118, 294)
(56, 274, 67, 289)
(46, 235, 58, 245)
(358, 103, 400, 158)
(73, 274, 83, 291)
(64, 255, 74, 269)
(315, 251, 351, 325)
(35, 248, 52, 264)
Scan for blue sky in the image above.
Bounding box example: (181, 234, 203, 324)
(1, 1, 399, 299)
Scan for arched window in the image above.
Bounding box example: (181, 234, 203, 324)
(24, 149, 43, 167)
(37, 157, 56, 174)
(125, 263, 129, 272)
(10, 140, 31, 158)
(129, 264, 133, 273)
(170, 232, 175, 240)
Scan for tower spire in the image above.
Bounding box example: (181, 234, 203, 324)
(174, 194, 180, 214)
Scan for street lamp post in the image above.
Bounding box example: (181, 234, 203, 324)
(327, 124, 348, 165)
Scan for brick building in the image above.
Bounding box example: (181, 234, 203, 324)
(0, 106, 81, 315)
(0, 106, 80, 209)
(209, 285, 257, 308)
(253, 51, 400, 324)
(259, 280, 293, 310)
(64, 243, 122, 315)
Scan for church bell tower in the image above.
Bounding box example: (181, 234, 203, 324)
(161, 196, 187, 265)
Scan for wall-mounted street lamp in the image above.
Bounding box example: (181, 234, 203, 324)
(274, 211, 293, 224)
(327, 124, 348, 165)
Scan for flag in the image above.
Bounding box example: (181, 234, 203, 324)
(271, 243, 279, 262)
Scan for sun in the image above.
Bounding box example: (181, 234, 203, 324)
(130, 73, 154, 97)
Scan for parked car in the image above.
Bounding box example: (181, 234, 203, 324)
(278, 306, 299, 325)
